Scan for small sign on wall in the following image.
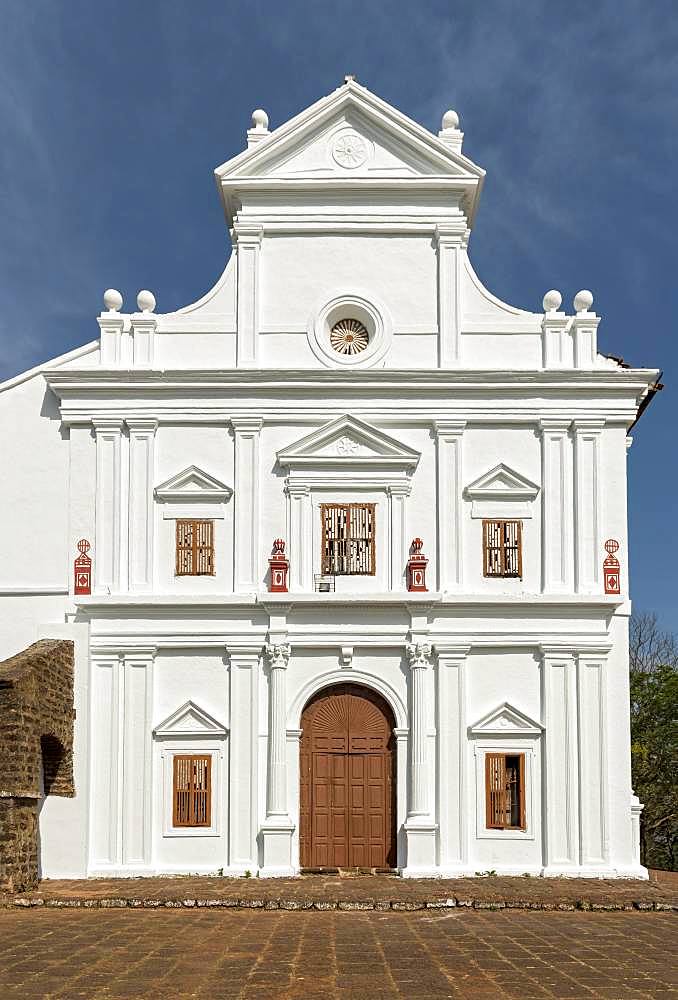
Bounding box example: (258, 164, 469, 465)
(603, 539, 621, 595)
(74, 539, 92, 595)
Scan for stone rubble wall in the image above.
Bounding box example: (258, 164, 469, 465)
(0, 640, 74, 892)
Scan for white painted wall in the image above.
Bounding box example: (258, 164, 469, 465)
(0, 81, 657, 880)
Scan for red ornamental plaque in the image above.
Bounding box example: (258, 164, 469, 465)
(407, 538, 428, 593)
(603, 539, 621, 595)
(269, 538, 289, 593)
(74, 539, 92, 595)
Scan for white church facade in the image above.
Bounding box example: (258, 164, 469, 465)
(0, 79, 658, 879)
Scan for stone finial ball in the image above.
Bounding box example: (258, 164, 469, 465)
(251, 108, 269, 130)
(542, 289, 562, 312)
(103, 288, 123, 312)
(442, 109, 460, 130)
(573, 289, 594, 313)
(137, 289, 156, 313)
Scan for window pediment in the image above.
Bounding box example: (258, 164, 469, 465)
(469, 702, 543, 738)
(155, 466, 233, 504)
(153, 700, 228, 739)
(277, 415, 420, 478)
(465, 463, 539, 519)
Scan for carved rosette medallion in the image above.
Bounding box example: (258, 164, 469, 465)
(335, 435, 360, 456)
(330, 318, 369, 355)
(331, 130, 368, 168)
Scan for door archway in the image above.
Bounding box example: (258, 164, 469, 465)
(299, 683, 396, 869)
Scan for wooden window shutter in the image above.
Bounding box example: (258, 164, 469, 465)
(485, 752, 526, 830)
(176, 520, 214, 576)
(321, 503, 375, 576)
(173, 755, 211, 827)
(485, 753, 507, 828)
(483, 520, 522, 578)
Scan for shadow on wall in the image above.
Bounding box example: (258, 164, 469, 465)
(0, 640, 74, 893)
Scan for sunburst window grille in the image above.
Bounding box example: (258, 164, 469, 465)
(330, 318, 369, 355)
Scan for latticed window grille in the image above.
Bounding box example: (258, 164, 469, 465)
(321, 503, 376, 576)
(176, 520, 214, 576)
(173, 754, 211, 827)
(482, 519, 522, 577)
(485, 752, 525, 830)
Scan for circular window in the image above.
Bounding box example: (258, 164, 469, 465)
(307, 291, 393, 369)
(330, 318, 369, 355)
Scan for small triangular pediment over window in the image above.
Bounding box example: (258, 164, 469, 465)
(277, 415, 420, 471)
(468, 702, 543, 738)
(464, 464, 540, 502)
(154, 466, 233, 504)
(153, 700, 228, 739)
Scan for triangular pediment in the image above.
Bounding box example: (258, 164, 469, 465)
(154, 465, 233, 503)
(277, 415, 420, 470)
(216, 83, 484, 185)
(464, 463, 540, 502)
(153, 700, 228, 739)
(469, 702, 543, 738)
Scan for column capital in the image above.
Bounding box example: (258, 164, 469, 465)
(572, 418, 605, 433)
(434, 643, 471, 662)
(233, 222, 263, 246)
(386, 482, 412, 498)
(434, 223, 467, 248)
(265, 643, 291, 670)
(231, 416, 264, 434)
(538, 418, 571, 435)
(434, 419, 466, 438)
(539, 645, 576, 662)
(225, 645, 263, 666)
(285, 479, 311, 497)
(125, 418, 158, 434)
(92, 417, 125, 433)
(406, 641, 432, 669)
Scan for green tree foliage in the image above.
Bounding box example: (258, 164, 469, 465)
(629, 613, 678, 871)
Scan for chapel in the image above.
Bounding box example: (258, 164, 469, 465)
(0, 78, 659, 884)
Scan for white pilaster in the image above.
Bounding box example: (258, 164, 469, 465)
(434, 226, 464, 366)
(130, 312, 157, 368)
(541, 648, 579, 873)
(232, 417, 263, 592)
(576, 651, 609, 870)
(234, 223, 263, 367)
(127, 419, 157, 593)
(435, 420, 465, 592)
(227, 646, 260, 872)
(435, 645, 470, 872)
(286, 481, 312, 591)
(573, 419, 604, 593)
(89, 654, 120, 868)
(98, 311, 126, 366)
(403, 641, 437, 875)
(539, 419, 574, 593)
(93, 418, 124, 594)
(541, 309, 572, 369)
(121, 648, 154, 869)
(261, 642, 294, 876)
(387, 483, 410, 591)
(571, 311, 600, 369)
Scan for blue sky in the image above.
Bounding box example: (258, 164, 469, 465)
(1, 1, 676, 628)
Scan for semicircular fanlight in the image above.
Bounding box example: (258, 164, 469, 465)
(330, 318, 369, 355)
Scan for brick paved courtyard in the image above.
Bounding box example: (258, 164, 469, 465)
(0, 909, 675, 999)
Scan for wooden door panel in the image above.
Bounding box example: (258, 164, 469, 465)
(300, 684, 395, 869)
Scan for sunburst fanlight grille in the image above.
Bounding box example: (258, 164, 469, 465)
(330, 318, 369, 355)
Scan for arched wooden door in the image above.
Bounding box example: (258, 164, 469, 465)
(300, 684, 396, 869)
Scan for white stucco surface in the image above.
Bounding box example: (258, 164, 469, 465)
(0, 79, 658, 879)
